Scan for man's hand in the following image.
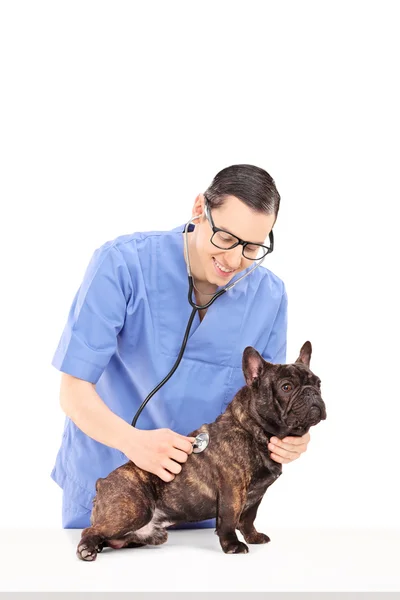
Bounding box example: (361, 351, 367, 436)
(268, 432, 311, 464)
(122, 428, 196, 482)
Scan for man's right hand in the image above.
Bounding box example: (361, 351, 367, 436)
(122, 428, 196, 482)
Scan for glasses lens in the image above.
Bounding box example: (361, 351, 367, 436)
(243, 244, 269, 260)
(212, 231, 240, 250)
(212, 232, 270, 260)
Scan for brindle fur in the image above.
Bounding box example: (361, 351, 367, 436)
(77, 341, 326, 560)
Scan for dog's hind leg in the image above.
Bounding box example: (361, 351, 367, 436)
(119, 525, 168, 547)
(77, 505, 155, 560)
(76, 485, 156, 561)
(77, 521, 168, 559)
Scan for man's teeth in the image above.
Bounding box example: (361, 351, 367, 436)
(214, 258, 234, 273)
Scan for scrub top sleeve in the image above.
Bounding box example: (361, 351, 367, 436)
(262, 281, 288, 364)
(51, 244, 133, 384)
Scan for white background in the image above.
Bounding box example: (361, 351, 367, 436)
(1, 0, 399, 540)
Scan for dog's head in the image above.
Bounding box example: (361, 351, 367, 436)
(241, 341, 327, 438)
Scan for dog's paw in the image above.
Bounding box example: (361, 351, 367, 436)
(223, 540, 249, 554)
(77, 541, 101, 561)
(243, 532, 270, 544)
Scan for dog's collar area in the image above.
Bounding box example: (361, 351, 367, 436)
(254, 436, 282, 478)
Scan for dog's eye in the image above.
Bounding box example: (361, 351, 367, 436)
(282, 383, 292, 392)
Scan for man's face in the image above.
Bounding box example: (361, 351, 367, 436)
(191, 194, 276, 286)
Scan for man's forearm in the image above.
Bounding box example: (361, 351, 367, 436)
(59, 377, 136, 455)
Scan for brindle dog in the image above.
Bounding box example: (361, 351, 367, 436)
(77, 341, 326, 559)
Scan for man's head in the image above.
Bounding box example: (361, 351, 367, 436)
(186, 164, 280, 288)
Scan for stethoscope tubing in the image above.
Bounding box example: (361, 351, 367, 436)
(131, 276, 224, 427)
(130, 216, 268, 428)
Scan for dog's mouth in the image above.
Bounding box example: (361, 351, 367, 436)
(307, 404, 326, 425)
(287, 403, 327, 432)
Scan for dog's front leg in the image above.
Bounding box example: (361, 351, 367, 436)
(216, 488, 248, 554)
(237, 498, 270, 544)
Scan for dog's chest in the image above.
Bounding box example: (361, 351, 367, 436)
(244, 457, 282, 509)
(246, 472, 275, 500)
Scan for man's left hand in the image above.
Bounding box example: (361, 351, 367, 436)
(268, 432, 311, 464)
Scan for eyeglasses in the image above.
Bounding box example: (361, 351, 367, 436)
(203, 194, 274, 260)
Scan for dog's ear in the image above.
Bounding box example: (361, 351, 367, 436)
(242, 347, 266, 388)
(295, 341, 312, 368)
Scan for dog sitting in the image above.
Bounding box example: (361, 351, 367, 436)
(77, 341, 326, 559)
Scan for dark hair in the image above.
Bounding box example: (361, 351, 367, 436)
(204, 164, 280, 223)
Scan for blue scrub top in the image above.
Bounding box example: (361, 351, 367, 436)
(51, 222, 288, 529)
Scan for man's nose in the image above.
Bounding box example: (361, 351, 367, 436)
(226, 245, 243, 268)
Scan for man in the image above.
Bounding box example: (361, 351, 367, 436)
(51, 164, 310, 529)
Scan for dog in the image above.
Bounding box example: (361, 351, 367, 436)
(77, 341, 326, 559)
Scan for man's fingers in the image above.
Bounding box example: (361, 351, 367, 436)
(162, 458, 183, 475)
(269, 444, 300, 461)
(269, 439, 301, 454)
(281, 432, 310, 446)
(175, 435, 196, 454)
(169, 447, 189, 464)
(158, 468, 175, 482)
(270, 452, 299, 464)
(268, 432, 310, 463)
(281, 437, 304, 445)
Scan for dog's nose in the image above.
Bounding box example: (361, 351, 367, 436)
(310, 402, 327, 421)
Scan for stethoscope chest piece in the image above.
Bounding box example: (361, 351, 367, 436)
(192, 432, 210, 453)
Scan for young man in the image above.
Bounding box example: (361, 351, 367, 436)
(51, 164, 310, 529)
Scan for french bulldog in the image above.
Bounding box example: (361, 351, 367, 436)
(77, 340, 326, 560)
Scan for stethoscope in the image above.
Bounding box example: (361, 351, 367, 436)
(131, 213, 274, 453)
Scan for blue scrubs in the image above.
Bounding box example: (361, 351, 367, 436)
(51, 223, 288, 529)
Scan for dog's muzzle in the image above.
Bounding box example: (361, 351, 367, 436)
(307, 401, 327, 424)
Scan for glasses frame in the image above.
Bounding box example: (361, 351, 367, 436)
(203, 193, 274, 260)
